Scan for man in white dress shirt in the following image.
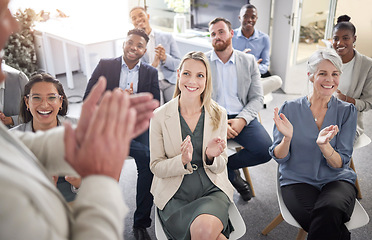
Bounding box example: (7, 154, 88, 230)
(130, 6, 181, 104)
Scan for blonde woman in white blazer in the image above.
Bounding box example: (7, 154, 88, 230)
(333, 15, 372, 138)
(150, 51, 234, 240)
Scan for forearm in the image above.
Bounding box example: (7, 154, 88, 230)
(71, 176, 127, 240)
(318, 143, 342, 168)
(150, 154, 192, 178)
(273, 136, 291, 159)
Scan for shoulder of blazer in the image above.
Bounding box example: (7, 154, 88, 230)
(154, 30, 172, 42)
(140, 61, 156, 72)
(355, 50, 372, 66)
(99, 56, 121, 65)
(154, 96, 179, 117)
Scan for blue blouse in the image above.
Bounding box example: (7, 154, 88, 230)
(269, 96, 357, 189)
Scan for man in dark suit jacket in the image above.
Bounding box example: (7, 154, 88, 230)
(84, 29, 159, 240)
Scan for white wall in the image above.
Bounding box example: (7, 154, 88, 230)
(336, 0, 372, 57)
(250, 0, 272, 35)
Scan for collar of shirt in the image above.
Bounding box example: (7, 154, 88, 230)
(148, 29, 155, 39)
(236, 27, 258, 40)
(210, 50, 236, 65)
(147, 30, 156, 63)
(0, 80, 5, 90)
(121, 57, 141, 72)
(305, 95, 333, 109)
(120, 58, 140, 93)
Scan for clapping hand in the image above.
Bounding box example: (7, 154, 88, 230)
(64, 86, 136, 181)
(124, 82, 134, 95)
(0, 110, 13, 126)
(316, 125, 339, 145)
(152, 54, 160, 68)
(335, 89, 347, 102)
(181, 135, 193, 165)
(65, 176, 82, 189)
(155, 44, 166, 62)
(206, 137, 226, 161)
(273, 107, 293, 139)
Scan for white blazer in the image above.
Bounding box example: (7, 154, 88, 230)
(149, 97, 234, 210)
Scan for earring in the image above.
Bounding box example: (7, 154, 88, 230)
(59, 106, 62, 110)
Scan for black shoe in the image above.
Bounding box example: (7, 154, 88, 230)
(231, 170, 252, 201)
(133, 227, 151, 240)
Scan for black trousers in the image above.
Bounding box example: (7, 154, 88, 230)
(281, 181, 357, 240)
(130, 130, 153, 228)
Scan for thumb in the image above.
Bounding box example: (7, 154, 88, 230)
(130, 82, 133, 90)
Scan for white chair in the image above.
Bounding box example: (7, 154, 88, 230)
(227, 140, 256, 197)
(351, 133, 371, 199)
(155, 203, 246, 240)
(261, 168, 370, 240)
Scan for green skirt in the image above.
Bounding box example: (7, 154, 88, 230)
(158, 166, 233, 240)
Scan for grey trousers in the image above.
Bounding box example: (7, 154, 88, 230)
(159, 79, 176, 105)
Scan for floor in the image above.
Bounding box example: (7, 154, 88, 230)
(60, 72, 371, 240)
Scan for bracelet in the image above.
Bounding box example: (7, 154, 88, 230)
(323, 148, 335, 160)
(71, 185, 80, 194)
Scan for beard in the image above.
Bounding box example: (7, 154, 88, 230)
(212, 36, 232, 52)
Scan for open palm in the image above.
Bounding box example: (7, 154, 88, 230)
(273, 107, 293, 138)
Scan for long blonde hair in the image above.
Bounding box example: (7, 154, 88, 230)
(173, 51, 222, 130)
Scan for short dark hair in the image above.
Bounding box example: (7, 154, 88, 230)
(240, 3, 256, 12)
(127, 28, 149, 43)
(208, 17, 232, 31)
(19, 73, 68, 123)
(333, 15, 356, 36)
(130, 6, 147, 14)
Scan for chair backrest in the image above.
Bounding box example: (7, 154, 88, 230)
(228, 203, 246, 239)
(154, 208, 168, 240)
(276, 167, 369, 231)
(154, 203, 246, 240)
(276, 169, 302, 228)
(345, 200, 370, 230)
(227, 140, 243, 157)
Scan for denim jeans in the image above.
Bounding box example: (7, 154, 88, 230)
(226, 116, 272, 181)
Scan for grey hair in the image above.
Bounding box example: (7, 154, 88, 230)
(307, 48, 343, 80)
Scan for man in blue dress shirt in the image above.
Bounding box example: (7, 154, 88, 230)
(232, 4, 282, 97)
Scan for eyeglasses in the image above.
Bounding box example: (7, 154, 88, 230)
(27, 93, 62, 104)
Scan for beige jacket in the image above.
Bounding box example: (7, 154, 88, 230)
(346, 50, 372, 137)
(149, 97, 234, 210)
(0, 123, 127, 240)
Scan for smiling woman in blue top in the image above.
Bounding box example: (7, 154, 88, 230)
(270, 48, 358, 240)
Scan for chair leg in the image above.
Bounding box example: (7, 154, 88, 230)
(350, 157, 362, 199)
(261, 213, 284, 235)
(296, 229, 307, 240)
(242, 167, 256, 197)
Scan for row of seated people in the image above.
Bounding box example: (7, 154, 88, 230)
(1, 2, 371, 240)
